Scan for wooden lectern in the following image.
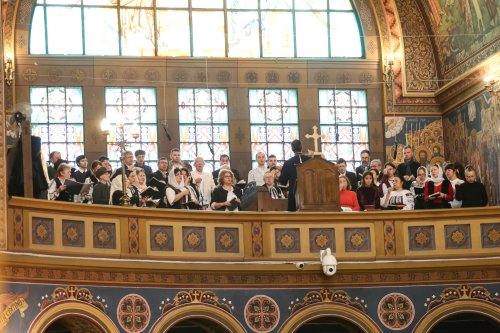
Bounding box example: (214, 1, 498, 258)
(295, 156, 340, 211)
(240, 187, 288, 212)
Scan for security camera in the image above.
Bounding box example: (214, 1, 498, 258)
(295, 262, 305, 270)
(320, 248, 337, 277)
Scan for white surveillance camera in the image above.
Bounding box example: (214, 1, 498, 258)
(320, 248, 337, 277)
(295, 262, 305, 270)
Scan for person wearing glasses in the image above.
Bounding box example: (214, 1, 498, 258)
(210, 169, 242, 211)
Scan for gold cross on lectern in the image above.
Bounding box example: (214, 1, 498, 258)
(305, 125, 323, 156)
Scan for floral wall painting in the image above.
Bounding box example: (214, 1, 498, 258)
(443, 90, 499, 206)
(384, 117, 444, 168)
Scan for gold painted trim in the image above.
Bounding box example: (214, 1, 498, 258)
(278, 303, 382, 333)
(149, 303, 246, 333)
(28, 301, 119, 333)
(413, 300, 500, 333)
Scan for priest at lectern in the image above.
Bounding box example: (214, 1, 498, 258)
(279, 140, 310, 211)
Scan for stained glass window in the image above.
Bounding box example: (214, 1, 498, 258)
(178, 88, 229, 172)
(30, 0, 363, 58)
(319, 89, 369, 172)
(249, 89, 299, 167)
(30, 86, 84, 164)
(105, 87, 158, 170)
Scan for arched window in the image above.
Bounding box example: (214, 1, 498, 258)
(319, 89, 369, 171)
(30, 0, 364, 58)
(30, 86, 84, 164)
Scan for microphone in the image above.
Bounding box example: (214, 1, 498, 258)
(207, 143, 214, 156)
(161, 124, 172, 141)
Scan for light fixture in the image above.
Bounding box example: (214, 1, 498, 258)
(101, 117, 140, 206)
(383, 53, 395, 88)
(100, 118, 110, 136)
(5, 56, 14, 86)
(484, 68, 499, 97)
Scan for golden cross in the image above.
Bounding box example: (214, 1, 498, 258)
(305, 125, 322, 156)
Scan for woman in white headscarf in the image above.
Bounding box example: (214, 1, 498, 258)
(165, 167, 190, 209)
(410, 166, 429, 210)
(424, 164, 454, 209)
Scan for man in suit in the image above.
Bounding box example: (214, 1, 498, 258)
(134, 149, 153, 180)
(355, 149, 371, 182)
(148, 157, 169, 208)
(396, 146, 420, 190)
(110, 150, 134, 181)
(337, 158, 358, 191)
(212, 154, 242, 185)
(279, 140, 310, 211)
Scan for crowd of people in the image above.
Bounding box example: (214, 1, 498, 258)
(43, 141, 489, 212)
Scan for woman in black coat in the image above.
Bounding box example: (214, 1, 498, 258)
(210, 169, 242, 211)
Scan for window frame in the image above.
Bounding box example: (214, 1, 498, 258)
(318, 88, 370, 172)
(249, 88, 300, 167)
(30, 86, 85, 165)
(177, 87, 230, 172)
(104, 87, 159, 170)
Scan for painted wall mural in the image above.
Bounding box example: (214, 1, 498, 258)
(2, 282, 500, 333)
(443, 90, 499, 206)
(422, 0, 500, 76)
(384, 116, 444, 168)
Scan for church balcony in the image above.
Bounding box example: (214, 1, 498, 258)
(4, 197, 499, 287)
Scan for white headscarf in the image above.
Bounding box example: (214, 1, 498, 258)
(168, 167, 185, 190)
(429, 164, 445, 184)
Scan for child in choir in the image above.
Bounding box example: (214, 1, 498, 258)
(381, 175, 414, 210)
(339, 175, 360, 211)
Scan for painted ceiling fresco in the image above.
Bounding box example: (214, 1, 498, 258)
(419, 0, 500, 77)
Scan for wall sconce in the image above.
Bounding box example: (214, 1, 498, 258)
(383, 53, 395, 88)
(5, 57, 14, 86)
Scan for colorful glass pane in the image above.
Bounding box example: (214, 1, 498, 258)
(329, 0, 352, 10)
(31, 87, 84, 163)
(249, 107, 266, 123)
(295, 0, 327, 9)
(320, 107, 335, 125)
(156, 0, 188, 7)
(178, 88, 230, 168)
(261, 11, 294, 57)
(179, 106, 195, 123)
(336, 107, 352, 123)
(227, 11, 260, 58)
(120, 8, 155, 56)
(260, 0, 292, 10)
(31, 0, 363, 59)
(227, 0, 258, 9)
(296, 12, 328, 57)
(84, 7, 119, 55)
(195, 89, 212, 104)
(46, 6, 82, 54)
(192, 11, 225, 57)
(83, 0, 117, 5)
(157, 10, 191, 56)
(195, 106, 212, 123)
(330, 12, 362, 57)
(30, 7, 46, 54)
(105, 87, 158, 167)
(47, 87, 66, 104)
(319, 89, 369, 169)
(192, 0, 223, 8)
(249, 89, 299, 164)
(352, 108, 368, 124)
